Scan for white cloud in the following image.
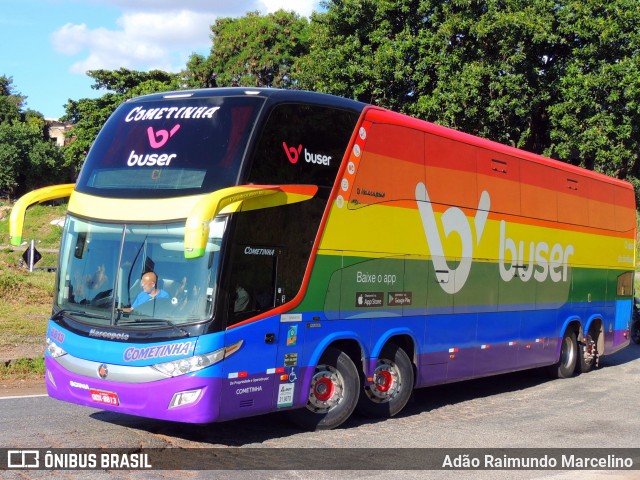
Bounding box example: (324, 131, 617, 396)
(52, 1, 320, 75)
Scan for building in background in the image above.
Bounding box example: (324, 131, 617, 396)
(46, 119, 74, 147)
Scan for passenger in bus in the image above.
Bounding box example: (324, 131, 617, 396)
(234, 284, 249, 312)
(124, 271, 169, 311)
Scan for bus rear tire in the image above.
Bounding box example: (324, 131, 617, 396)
(578, 334, 598, 374)
(288, 347, 359, 431)
(356, 344, 414, 418)
(548, 329, 577, 379)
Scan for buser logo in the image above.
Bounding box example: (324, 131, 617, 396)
(416, 182, 575, 294)
(416, 182, 489, 294)
(282, 142, 332, 166)
(282, 142, 303, 164)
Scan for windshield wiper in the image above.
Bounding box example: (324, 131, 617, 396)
(53, 308, 110, 321)
(116, 318, 190, 337)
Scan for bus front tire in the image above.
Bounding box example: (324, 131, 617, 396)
(549, 329, 577, 379)
(356, 344, 414, 418)
(288, 347, 359, 431)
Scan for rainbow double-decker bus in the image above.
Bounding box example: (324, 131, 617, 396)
(10, 88, 636, 429)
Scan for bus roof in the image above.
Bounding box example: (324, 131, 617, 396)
(364, 106, 633, 190)
(126, 87, 368, 113)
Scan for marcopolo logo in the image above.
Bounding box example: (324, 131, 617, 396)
(282, 142, 332, 166)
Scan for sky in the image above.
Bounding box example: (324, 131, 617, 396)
(1, 0, 321, 119)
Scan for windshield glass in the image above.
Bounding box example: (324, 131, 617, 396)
(56, 215, 226, 327)
(74, 95, 264, 199)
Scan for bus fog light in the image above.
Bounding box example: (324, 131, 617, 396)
(169, 389, 201, 408)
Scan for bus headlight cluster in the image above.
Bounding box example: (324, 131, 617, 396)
(152, 340, 243, 378)
(153, 351, 221, 377)
(46, 338, 67, 358)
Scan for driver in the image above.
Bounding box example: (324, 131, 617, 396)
(124, 271, 169, 311)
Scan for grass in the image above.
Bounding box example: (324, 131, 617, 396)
(0, 200, 64, 379)
(0, 357, 45, 380)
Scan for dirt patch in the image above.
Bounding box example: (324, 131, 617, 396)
(0, 376, 45, 397)
(0, 339, 45, 363)
(0, 336, 46, 397)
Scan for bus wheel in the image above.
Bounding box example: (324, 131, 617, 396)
(549, 329, 577, 379)
(356, 344, 414, 418)
(578, 334, 598, 374)
(288, 347, 359, 430)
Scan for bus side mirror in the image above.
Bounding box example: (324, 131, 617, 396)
(9, 184, 75, 246)
(183, 184, 317, 259)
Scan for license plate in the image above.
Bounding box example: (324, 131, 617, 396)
(89, 388, 120, 406)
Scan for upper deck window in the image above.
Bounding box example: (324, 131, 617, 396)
(246, 103, 360, 188)
(75, 96, 264, 199)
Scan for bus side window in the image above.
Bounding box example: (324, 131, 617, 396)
(227, 244, 278, 325)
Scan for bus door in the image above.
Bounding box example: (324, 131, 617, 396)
(219, 244, 284, 419)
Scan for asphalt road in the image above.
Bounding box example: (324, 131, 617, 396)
(2, 344, 640, 480)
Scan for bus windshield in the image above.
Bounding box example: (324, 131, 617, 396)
(56, 216, 226, 327)
(74, 95, 264, 199)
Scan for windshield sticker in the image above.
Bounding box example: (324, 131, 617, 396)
(282, 141, 332, 166)
(147, 125, 180, 148)
(124, 105, 220, 122)
(126, 124, 180, 167)
(277, 383, 294, 408)
(127, 151, 177, 167)
(286, 325, 298, 347)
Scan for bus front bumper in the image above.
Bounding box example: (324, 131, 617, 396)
(45, 356, 223, 423)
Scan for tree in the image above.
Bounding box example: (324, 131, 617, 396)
(545, 0, 640, 182)
(294, 0, 640, 195)
(183, 10, 311, 88)
(61, 69, 179, 174)
(0, 121, 67, 196)
(0, 75, 24, 124)
(294, 0, 423, 112)
(0, 76, 67, 196)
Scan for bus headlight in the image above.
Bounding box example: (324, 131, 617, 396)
(152, 340, 243, 377)
(46, 338, 67, 358)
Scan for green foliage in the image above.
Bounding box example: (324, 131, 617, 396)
(545, 0, 640, 179)
(0, 121, 67, 196)
(292, 0, 640, 190)
(183, 10, 310, 88)
(88, 68, 178, 94)
(0, 76, 70, 197)
(0, 357, 45, 378)
(294, 0, 423, 112)
(0, 202, 62, 368)
(0, 75, 24, 124)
